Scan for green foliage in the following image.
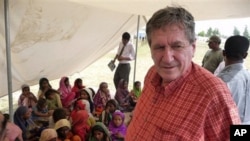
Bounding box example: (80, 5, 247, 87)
(233, 26, 240, 35)
(204, 27, 220, 37)
(206, 27, 213, 37)
(212, 28, 220, 36)
(243, 25, 250, 39)
(198, 31, 206, 37)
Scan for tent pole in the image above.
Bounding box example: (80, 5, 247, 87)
(133, 15, 140, 87)
(4, 0, 13, 121)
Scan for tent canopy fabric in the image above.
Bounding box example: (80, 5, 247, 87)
(1, 0, 250, 97)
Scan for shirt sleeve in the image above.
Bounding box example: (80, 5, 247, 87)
(130, 44, 136, 60)
(204, 92, 240, 141)
(117, 42, 123, 55)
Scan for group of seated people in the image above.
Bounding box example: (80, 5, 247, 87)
(0, 77, 142, 141)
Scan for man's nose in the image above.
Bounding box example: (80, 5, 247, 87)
(162, 47, 174, 63)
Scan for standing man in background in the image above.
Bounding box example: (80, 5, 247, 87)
(126, 6, 240, 141)
(217, 35, 250, 124)
(202, 35, 224, 73)
(113, 32, 135, 90)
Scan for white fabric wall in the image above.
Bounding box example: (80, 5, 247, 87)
(0, 0, 250, 97)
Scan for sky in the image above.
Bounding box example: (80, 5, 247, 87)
(138, 17, 250, 38)
(195, 17, 250, 36)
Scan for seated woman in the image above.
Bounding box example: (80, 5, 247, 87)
(93, 82, 111, 116)
(71, 78, 85, 98)
(45, 89, 63, 111)
(14, 106, 40, 141)
(37, 78, 52, 99)
(18, 84, 37, 109)
(114, 79, 133, 112)
(58, 77, 76, 109)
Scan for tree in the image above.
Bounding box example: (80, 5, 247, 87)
(198, 31, 206, 37)
(233, 27, 240, 35)
(206, 27, 213, 37)
(243, 25, 250, 39)
(212, 28, 220, 36)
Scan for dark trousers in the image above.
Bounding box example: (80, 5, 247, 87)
(113, 63, 131, 89)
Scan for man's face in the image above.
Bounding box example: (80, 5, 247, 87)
(150, 24, 195, 84)
(122, 39, 129, 46)
(208, 41, 218, 50)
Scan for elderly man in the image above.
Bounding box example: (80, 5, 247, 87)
(126, 6, 240, 141)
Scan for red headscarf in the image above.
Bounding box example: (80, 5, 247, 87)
(71, 110, 90, 141)
(70, 100, 86, 118)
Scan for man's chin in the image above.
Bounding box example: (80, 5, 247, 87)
(159, 73, 178, 83)
(159, 68, 176, 74)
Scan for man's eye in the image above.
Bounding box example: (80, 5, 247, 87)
(171, 45, 182, 48)
(154, 46, 164, 50)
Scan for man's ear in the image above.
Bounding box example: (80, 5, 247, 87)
(222, 50, 226, 56)
(243, 52, 248, 59)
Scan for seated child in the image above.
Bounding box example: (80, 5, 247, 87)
(77, 88, 94, 114)
(88, 122, 111, 141)
(108, 110, 127, 141)
(32, 98, 52, 127)
(130, 81, 141, 99)
(99, 99, 118, 126)
(129, 81, 142, 107)
(49, 108, 67, 128)
(39, 128, 57, 141)
(70, 100, 96, 127)
(45, 89, 63, 110)
(54, 119, 81, 141)
(71, 110, 90, 141)
(18, 84, 37, 109)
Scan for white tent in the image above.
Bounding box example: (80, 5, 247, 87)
(1, 0, 250, 98)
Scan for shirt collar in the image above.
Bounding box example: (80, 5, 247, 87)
(222, 63, 244, 72)
(151, 62, 193, 96)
